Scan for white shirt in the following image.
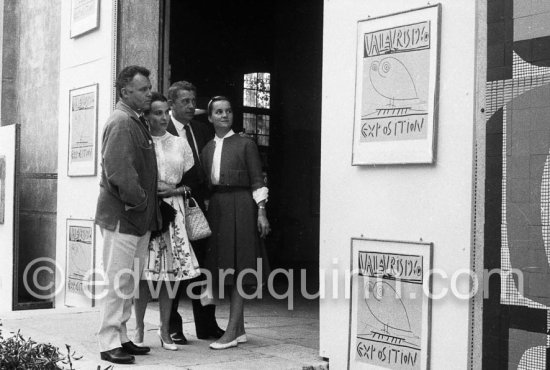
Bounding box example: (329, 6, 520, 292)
(211, 130, 268, 204)
(170, 112, 186, 137)
(170, 112, 200, 154)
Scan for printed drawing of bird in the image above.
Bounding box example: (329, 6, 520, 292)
(364, 280, 413, 335)
(369, 57, 418, 106)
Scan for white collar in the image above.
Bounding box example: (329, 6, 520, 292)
(170, 111, 189, 131)
(214, 130, 235, 143)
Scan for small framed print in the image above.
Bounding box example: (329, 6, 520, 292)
(348, 238, 433, 369)
(352, 5, 441, 165)
(65, 219, 96, 307)
(67, 84, 98, 176)
(70, 0, 100, 38)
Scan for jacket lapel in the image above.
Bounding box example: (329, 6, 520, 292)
(116, 101, 152, 141)
(167, 118, 179, 136)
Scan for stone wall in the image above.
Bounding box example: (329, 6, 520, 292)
(1, 0, 61, 307)
(117, 0, 160, 89)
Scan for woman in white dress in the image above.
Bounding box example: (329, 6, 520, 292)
(133, 92, 201, 351)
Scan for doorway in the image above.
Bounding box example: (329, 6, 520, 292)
(167, 0, 323, 277)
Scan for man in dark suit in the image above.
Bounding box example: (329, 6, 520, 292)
(166, 81, 224, 343)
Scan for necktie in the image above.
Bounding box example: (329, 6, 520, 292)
(138, 115, 149, 129)
(184, 124, 200, 166)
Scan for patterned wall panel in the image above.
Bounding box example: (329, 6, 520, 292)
(484, 0, 550, 368)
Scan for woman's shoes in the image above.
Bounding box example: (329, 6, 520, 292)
(157, 329, 178, 351)
(236, 334, 247, 343)
(209, 332, 247, 349)
(209, 339, 238, 350)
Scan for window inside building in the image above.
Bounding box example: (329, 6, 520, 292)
(243, 72, 270, 147)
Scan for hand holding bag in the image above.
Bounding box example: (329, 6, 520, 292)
(151, 199, 177, 238)
(184, 195, 212, 241)
(159, 199, 177, 233)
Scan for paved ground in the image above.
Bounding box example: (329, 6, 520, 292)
(0, 291, 327, 369)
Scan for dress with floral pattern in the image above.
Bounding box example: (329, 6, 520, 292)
(143, 132, 201, 281)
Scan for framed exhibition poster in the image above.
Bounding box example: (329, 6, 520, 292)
(348, 238, 433, 369)
(65, 219, 95, 307)
(352, 5, 441, 165)
(70, 0, 100, 38)
(67, 84, 98, 176)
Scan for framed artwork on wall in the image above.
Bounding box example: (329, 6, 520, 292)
(352, 4, 441, 165)
(347, 238, 433, 369)
(65, 218, 96, 308)
(70, 0, 100, 38)
(67, 84, 98, 176)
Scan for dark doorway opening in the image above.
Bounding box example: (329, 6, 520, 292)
(168, 0, 323, 279)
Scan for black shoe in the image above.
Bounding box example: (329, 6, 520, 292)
(100, 347, 135, 364)
(196, 326, 225, 340)
(170, 332, 188, 345)
(121, 341, 150, 355)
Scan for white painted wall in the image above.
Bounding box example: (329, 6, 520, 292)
(320, 0, 481, 368)
(0, 125, 17, 311)
(55, 1, 116, 308)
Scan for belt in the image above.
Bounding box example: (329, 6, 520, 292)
(211, 185, 248, 193)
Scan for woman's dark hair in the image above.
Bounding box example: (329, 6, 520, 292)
(116, 65, 150, 98)
(143, 92, 168, 115)
(207, 96, 231, 116)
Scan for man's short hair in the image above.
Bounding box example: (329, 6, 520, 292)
(116, 65, 151, 98)
(167, 81, 197, 101)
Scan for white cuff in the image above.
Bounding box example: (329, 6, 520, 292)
(252, 187, 269, 204)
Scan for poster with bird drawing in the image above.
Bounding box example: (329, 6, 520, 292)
(348, 239, 432, 370)
(352, 5, 441, 165)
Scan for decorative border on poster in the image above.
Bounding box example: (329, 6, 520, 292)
(64, 218, 96, 308)
(352, 4, 441, 165)
(70, 0, 100, 38)
(67, 83, 98, 177)
(347, 238, 433, 370)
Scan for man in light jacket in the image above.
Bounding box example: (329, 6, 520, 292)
(95, 65, 161, 364)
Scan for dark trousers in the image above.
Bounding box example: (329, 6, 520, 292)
(169, 237, 219, 335)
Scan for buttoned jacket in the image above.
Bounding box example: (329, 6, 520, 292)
(201, 134, 265, 190)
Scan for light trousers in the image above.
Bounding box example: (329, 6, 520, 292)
(97, 223, 150, 352)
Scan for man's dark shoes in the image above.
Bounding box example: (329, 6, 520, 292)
(121, 341, 150, 355)
(170, 332, 188, 345)
(100, 347, 135, 364)
(196, 326, 225, 340)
